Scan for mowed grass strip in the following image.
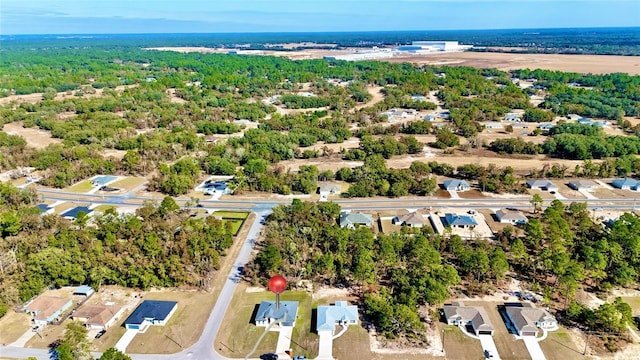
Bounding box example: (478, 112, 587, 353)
(212, 211, 249, 219)
(65, 180, 94, 193)
(216, 287, 318, 358)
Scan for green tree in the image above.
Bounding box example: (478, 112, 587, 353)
(99, 348, 132, 360)
(530, 193, 543, 213)
(63, 321, 91, 360)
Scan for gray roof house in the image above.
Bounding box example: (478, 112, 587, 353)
(444, 213, 477, 229)
(568, 180, 599, 191)
(612, 178, 640, 191)
(339, 212, 374, 229)
(484, 122, 504, 130)
(526, 180, 558, 192)
(393, 212, 426, 227)
(495, 209, 528, 225)
(316, 301, 358, 332)
(318, 183, 342, 202)
(443, 302, 494, 336)
(443, 180, 470, 192)
(255, 300, 299, 327)
(504, 303, 557, 337)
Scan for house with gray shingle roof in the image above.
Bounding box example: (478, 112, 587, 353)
(504, 303, 557, 337)
(318, 183, 342, 202)
(393, 212, 426, 228)
(526, 180, 558, 192)
(443, 302, 494, 336)
(339, 212, 374, 229)
(495, 209, 528, 225)
(568, 180, 598, 191)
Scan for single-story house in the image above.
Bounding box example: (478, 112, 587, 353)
(316, 301, 359, 332)
(62, 206, 93, 220)
(393, 212, 426, 227)
(578, 117, 593, 124)
(424, 115, 436, 121)
(255, 300, 299, 327)
(443, 302, 494, 336)
(526, 180, 558, 192)
(444, 213, 478, 229)
(72, 304, 124, 330)
(568, 180, 599, 191)
(511, 123, 530, 129)
(124, 300, 177, 333)
(538, 123, 555, 132)
(73, 285, 95, 298)
(318, 183, 342, 202)
(411, 95, 427, 102)
(339, 212, 374, 229)
(612, 178, 640, 191)
(504, 303, 557, 337)
(443, 180, 470, 192)
(25, 296, 73, 327)
(495, 209, 528, 225)
(566, 114, 582, 120)
(484, 122, 504, 130)
(504, 114, 521, 122)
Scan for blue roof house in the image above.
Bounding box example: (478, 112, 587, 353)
(443, 180, 470, 192)
(444, 213, 478, 229)
(612, 178, 640, 191)
(62, 206, 93, 220)
(255, 300, 299, 327)
(317, 301, 359, 333)
(124, 300, 177, 333)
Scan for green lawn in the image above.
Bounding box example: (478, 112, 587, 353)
(66, 180, 94, 193)
(540, 328, 587, 360)
(93, 205, 116, 213)
(108, 177, 147, 192)
(224, 219, 243, 236)
(212, 211, 250, 219)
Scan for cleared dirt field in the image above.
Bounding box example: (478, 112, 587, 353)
(0, 310, 31, 344)
(149, 47, 640, 75)
(2, 121, 61, 149)
(388, 51, 640, 75)
(0, 85, 137, 106)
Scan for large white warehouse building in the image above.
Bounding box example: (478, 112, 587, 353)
(397, 41, 472, 53)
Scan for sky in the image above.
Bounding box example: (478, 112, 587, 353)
(1, 0, 639, 34)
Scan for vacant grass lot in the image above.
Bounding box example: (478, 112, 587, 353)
(65, 180, 94, 193)
(442, 324, 484, 360)
(0, 310, 31, 344)
(107, 177, 147, 192)
(540, 328, 587, 360)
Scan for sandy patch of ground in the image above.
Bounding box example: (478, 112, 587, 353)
(3, 121, 61, 149)
(102, 149, 127, 160)
(313, 286, 349, 300)
(387, 51, 640, 75)
(0, 85, 137, 106)
(354, 85, 385, 110)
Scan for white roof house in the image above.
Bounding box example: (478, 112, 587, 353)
(318, 183, 342, 202)
(526, 180, 558, 192)
(339, 212, 374, 229)
(443, 180, 470, 192)
(495, 209, 528, 225)
(484, 122, 504, 130)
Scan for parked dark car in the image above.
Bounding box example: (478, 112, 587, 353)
(260, 354, 278, 360)
(95, 330, 106, 339)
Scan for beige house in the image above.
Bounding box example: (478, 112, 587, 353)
(72, 304, 124, 330)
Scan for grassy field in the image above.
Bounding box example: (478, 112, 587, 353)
(442, 325, 484, 360)
(212, 211, 249, 219)
(0, 310, 31, 344)
(540, 328, 587, 360)
(224, 219, 244, 236)
(215, 288, 318, 358)
(25, 318, 70, 348)
(93, 205, 116, 213)
(621, 296, 640, 315)
(65, 180, 94, 193)
(108, 177, 147, 192)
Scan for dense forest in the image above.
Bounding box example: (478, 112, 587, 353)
(245, 200, 638, 343)
(0, 183, 236, 312)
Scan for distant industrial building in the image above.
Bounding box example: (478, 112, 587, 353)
(397, 41, 472, 53)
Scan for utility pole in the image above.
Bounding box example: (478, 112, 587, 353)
(583, 331, 590, 356)
(441, 328, 445, 353)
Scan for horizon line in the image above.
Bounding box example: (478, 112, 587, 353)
(2, 25, 639, 37)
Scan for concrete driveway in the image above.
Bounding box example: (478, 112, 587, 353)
(522, 337, 546, 360)
(479, 334, 501, 360)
